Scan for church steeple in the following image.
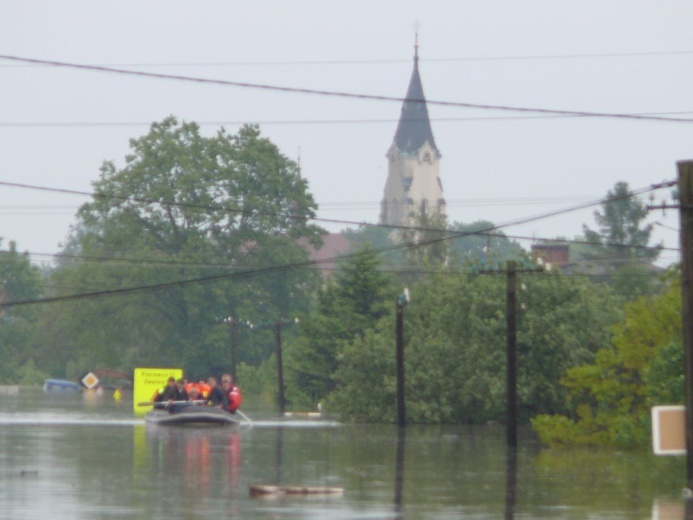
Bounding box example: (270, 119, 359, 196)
(380, 40, 446, 227)
(392, 42, 439, 156)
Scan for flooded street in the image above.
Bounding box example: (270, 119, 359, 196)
(0, 389, 686, 519)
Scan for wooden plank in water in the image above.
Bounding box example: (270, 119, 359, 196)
(283, 412, 322, 418)
(249, 485, 344, 497)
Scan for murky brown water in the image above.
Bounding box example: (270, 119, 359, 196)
(0, 388, 687, 519)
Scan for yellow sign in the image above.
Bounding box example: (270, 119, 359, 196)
(133, 367, 182, 414)
(82, 372, 99, 389)
(652, 405, 686, 455)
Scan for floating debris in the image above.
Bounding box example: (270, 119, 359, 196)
(249, 485, 343, 497)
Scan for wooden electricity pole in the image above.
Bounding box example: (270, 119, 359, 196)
(479, 260, 542, 448)
(678, 160, 693, 491)
(506, 261, 518, 448)
(274, 320, 286, 416)
(229, 317, 238, 381)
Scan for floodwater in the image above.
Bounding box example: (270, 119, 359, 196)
(0, 388, 688, 519)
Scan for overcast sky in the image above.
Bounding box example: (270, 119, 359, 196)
(2, 1, 692, 266)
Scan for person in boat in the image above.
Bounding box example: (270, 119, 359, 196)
(175, 378, 189, 400)
(152, 377, 178, 410)
(185, 381, 199, 398)
(186, 383, 204, 404)
(221, 374, 243, 414)
(206, 376, 229, 410)
(197, 379, 211, 399)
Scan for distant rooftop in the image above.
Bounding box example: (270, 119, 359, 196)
(301, 233, 352, 276)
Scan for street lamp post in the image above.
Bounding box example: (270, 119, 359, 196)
(396, 288, 410, 428)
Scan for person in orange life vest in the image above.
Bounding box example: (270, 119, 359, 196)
(185, 382, 201, 402)
(187, 384, 205, 404)
(221, 374, 243, 414)
(205, 376, 228, 410)
(197, 379, 211, 399)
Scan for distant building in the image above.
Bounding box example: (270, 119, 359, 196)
(531, 244, 570, 266)
(301, 233, 352, 276)
(531, 243, 664, 278)
(380, 43, 445, 227)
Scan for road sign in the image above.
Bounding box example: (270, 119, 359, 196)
(81, 372, 99, 390)
(652, 405, 686, 455)
(132, 368, 182, 414)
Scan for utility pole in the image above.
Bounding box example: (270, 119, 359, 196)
(229, 317, 238, 381)
(678, 160, 693, 492)
(395, 289, 410, 428)
(506, 261, 518, 448)
(479, 260, 542, 448)
(275, 320, 286, 416)
(222, 316, 239, 381)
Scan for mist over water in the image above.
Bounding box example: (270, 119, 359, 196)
(0, 388, 686, 519)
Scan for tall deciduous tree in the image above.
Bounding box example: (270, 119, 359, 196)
(41, 117, 324, 375)
(0, 240, 44, 382)
(532, 281, 681, 448)
(327, 270, 621, 423)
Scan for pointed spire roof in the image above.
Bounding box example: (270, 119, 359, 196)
(393, 44, 439, 155)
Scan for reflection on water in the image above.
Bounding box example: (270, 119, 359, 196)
(505, 448, 517, 520)
(394, 427, 405, 516)
(275, 426, 284, 484)
(0, 388, 689, 519)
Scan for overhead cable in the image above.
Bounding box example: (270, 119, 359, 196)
(1, 54, 692, 124)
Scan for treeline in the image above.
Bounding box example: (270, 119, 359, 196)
(0, 117, 679, 449)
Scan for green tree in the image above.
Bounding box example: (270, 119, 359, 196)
(645, 341, 684, 406)
(583, 181, 661, 261)
(398, 208, 449, 268)
(38, 117, 324, 376)
(286, 247, 394, 407)
(448, 220, 524, 266)
(0, 240, 44, 382)
(328, 269, 621, 423)
(532, 282, 681, 448)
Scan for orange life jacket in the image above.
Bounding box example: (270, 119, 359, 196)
(197, 383, 211, 399)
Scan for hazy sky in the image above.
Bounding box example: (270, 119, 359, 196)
(2, 1, 692, 266)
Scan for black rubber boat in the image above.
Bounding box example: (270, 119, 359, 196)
(145, 405, 239, 426)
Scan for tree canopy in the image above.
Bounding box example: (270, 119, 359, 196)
(532, 281, 681, 448)
(36, 117, 325, 376)
(583, 181, 661, 261)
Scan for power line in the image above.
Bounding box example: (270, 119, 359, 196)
(2, 49, 693, 68)
(0, 177, 677, 270)
(0, 179, 676, 239)
(0, 179, 674, 308)
(3, 111, 693, 128)
(1, 54, 692, 124)
(20, 226, 678, 270)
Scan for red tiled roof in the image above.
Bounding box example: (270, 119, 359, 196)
(302, 233, 352, 275)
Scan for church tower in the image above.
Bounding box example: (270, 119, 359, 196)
(379, 42, 445, 227)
